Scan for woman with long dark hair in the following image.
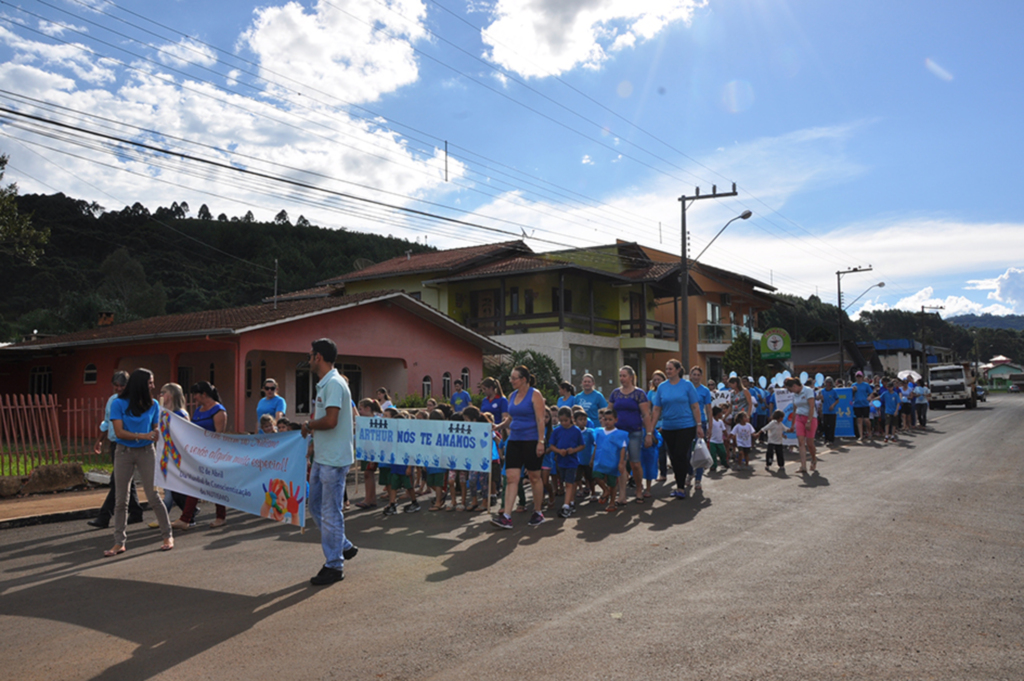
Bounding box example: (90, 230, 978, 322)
(105, 368, 173, 556)
(649, 360, 704, 499)
(171, 381, 229, 529)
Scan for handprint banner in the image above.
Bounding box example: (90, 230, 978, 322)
(155, 408, 307, 526)
(355, 416, 493, 473)
(772, 389, 799, 442)
(832, 388, 855, 437)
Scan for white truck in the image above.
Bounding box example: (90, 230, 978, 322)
(928, 363, 978, 409)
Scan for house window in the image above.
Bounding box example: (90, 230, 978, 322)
(442, 372, 452, 400)
(260, 360, 267, 388)
(295, 363, 311, 415)
(83, 363, 97, 385)
(708, 357, 723, 384)
(245, 360, 252, 398)
(408, 291, 422, 301)
(177, 367, 193, 392)
(551, 288, 573, 314)
(509, 287, 519, 315)
(30, 366, 53, 395)
(422, 375, 432, 398)
(524, 289, 534, 315)
(209, 363, 215, 384)
(461, 367, 470, 391)
(337, 363, 361, 401)
(720, 293, 731, 306)
(707, 302, 721, 324)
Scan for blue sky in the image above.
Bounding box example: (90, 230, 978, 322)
(1, 0, 1022, 317)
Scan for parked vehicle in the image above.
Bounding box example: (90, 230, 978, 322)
(977, 387, 987, 402)
(928, 363, 978, 409)
(1010, 384, 1021, 394)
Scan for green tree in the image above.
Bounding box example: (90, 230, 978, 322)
(197, 204, 212, 220)
(722, 332, 773, 378)
(485, 349, 562, 403)
(274, 209, 290, 225)
(0, 155, 48, 264)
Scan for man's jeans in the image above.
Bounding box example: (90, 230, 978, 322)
(308, 462, 353, 570)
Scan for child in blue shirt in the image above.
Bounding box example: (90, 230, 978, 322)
(880, 380, 901, 443)
(592, 408, 629, 512)
(574, 411, 597, 500)
(549, 407, 584, 518)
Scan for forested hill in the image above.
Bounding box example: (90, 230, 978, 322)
(1, 193, 433, 342)
(948, 313, 1024, 331)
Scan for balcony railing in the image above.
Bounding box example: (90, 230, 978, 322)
(465, 312, 676, 341)
(697, 323, 762, 344)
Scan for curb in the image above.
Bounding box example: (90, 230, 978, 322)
(0, 501, 151, 531)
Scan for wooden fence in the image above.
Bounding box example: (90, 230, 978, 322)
(0, 394, 63, 476)
(64, 396, 109, 469)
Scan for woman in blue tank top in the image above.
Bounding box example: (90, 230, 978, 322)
(492, 365, 547, 529)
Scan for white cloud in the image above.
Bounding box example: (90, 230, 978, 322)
(240, 0, 427, 105)
(925, 58, 953, 82)
(982, 267, 1024, 309)
(0, 25, 115, 84)
(850, 287, 1015, 320)
(37, 21, 88, 38)
(481, 0, 703, 78)
(581, 154, 594, 165)
(158, 38, 218, 68)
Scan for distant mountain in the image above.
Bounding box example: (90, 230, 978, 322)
(948, 314, 1024, 331)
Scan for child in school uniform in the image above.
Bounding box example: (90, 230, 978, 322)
(730, 412, 756, 470)
(574, 410, 597, 500)
(540, 408, 556, 509)
(549, 407, 584, 518)
(757, 409, 787, 471)
(591, 408, 629, 512)
(383, 460, 419, 516)
(708, 406, 728, 472)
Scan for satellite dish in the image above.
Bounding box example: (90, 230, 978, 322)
(758, 376, 767, 389)
(815, 373, 825, 387)
(352, 258, 376, 271)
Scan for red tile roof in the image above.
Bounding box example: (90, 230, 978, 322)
(8, 290, 400, 349)
(319, 240, 530, 285)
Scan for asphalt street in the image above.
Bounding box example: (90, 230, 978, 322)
(1, 395, 1022, 680)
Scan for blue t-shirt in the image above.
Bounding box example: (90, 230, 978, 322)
(881, 390, 900, 415)
(549, 424, 583, 469)
(592, 428, 629, 475)
(695, 384, 713, 426)
(753, 387, 769, 415)
(651, 379, 699, 430)
(256, 395, 287, 431)
(821, 389, 839, 415)
(451, 390, 472, 413)
(609, 388, 649, 433)
(577, 427, 596, 466)
(507, 387, 538, 441)
(109, 397, 159, 448)
(573, 390, 607, 423)
(557, 395, 575, 409)
(480, 396, 508, 423)
(193, 403, 226, 432)
(853, 382, 873, 408)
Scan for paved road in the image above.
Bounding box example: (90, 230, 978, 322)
(2, 395, 1022, 680)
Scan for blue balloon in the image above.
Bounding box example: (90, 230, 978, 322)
(729, 370, 738, 378)
(815, 373, 824, 387)
(718, 383, 726, 391)
(799, 371, 809, 384)
(782, 370, 792, 379)
(758, 376, 767, 389)
(872, 400, 882, 408)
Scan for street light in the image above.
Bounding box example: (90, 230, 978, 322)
(837, 266, 872, 381)
(679, 208, 752, 365)
(843, 282, 885, 312)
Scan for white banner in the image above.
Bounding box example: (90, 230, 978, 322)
(156, 408, 308, 526)
(355, 416, 492, 473)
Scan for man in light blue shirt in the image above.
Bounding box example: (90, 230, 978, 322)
(302, 338, 356, 586)
(573, 373, 607, 424)
(450, 380, 472, 412)
(88, 370, 143, 528)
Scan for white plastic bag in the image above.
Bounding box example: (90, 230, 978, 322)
(691, 438, 713, 470)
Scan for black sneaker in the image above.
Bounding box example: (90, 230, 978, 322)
(490, 513, 513, 529)
(87, 518, 109, 529)
(382, 503, 398, 516)
(309, 565, 344, 586)
(528, 511, 545, 527)
(558, 505, 571, 518)
(403, 501, 421, 513)
(343, 545, 359, 561)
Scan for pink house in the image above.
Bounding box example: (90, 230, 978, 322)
(0, 290, 508, 434)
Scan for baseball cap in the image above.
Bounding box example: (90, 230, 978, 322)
(855, 371, 864, 377)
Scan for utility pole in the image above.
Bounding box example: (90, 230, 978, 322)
(919, 305, 944, 376)
(837, 266, 872, 381)
(678, 183, 739, 368)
